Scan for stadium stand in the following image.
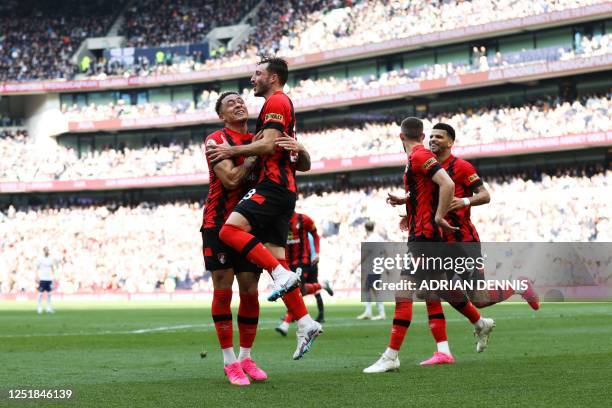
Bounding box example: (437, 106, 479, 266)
(0, 0, 606, 81)
(3, 93, 608, 182)
(1, 165, 609, 294)
(0, 0, 118, 81)
(59, 32, 612, 124)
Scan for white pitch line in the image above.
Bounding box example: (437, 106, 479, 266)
(0, 312, 552, 339)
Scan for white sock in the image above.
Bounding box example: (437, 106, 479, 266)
(364, 302, 372, 315)
(474, 318, 484, 328)
(271, 265, 288, 280)
(376, 302, 385, 316)
(37, 293, 42, 309)
(279, 321, 289, 330)
(437, 341, 451, 355)
(238, 347, 251, 361)
(384, 347, 398, 360)
(222, 347, 237, 365)
(46, 294, 52, 308)
(296, 314, 315, 330)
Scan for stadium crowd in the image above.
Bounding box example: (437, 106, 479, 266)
(3, 93, 609, 182)
(0, 0, 117, 81)
(1, 165, 610, 294)
(1, 0, 605, 81)
(62, 32, 612, 123)
(120, 0, 259, 48)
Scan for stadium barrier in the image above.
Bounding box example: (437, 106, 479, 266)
(1, 2, 610, 95)
(64, 53, 612, 132)
(1, 131, 610, 193)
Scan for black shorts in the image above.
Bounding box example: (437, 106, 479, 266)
(443, 241, 485, 284)
(201, 228, 262, 274)
(402, 236, 445, 279)
(232, 180, 296, 246)
(364, 274, 379, 290)
(38, 280, 52, 292)
(295, 263, 318, 283)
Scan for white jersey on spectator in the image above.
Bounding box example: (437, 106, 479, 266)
(365, 232, 385, 243)
(37, 256, 55, 281)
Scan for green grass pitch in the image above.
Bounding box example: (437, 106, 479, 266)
(1, 302, 611, 407)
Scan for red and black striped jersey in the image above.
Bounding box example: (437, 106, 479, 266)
(404, 144, 443, 241)
(286, 212, 320, 268)
(202, 128, 254, 230)
(255, 90, 298, 193)
(441, 155, 483, 242)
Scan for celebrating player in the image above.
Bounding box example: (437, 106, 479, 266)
(206, 57, 322, 360)
(364, 117, 494, 373)
(414, 123, 540, 364)
(202, 91, 266, 385)
(277, 212, 333, 336)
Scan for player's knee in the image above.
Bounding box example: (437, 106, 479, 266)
(219, 224, 240, 244)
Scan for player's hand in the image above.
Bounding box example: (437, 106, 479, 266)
(435, 216, 460, 232)
(311, 254, 319, 265)
(386, 192, 406, 206)
(448, 197, 468, 211)
(275, 134, 303, 152)
(399, 215, 409, 232)
(206, 136, 234, 163)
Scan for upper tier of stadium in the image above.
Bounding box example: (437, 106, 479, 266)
(1, 0, 610, 89)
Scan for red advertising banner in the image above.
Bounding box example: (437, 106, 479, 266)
(1, 131, 610, 194)
(1, 3, 610, 95)
(64, 53, 612, 133)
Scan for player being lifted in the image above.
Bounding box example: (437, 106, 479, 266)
(364, 117, 495, 373)
(412, 123, 540, 365)
(277, 212, 333, 336)
(207, 58, 323, 360)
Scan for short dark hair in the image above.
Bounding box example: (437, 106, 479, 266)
(400, 117, 423, 140)
(258, 57, 289, 85)
(365, 220, 375, 232)
(215, 91, 239, 115)
(433, 122, 456, 140)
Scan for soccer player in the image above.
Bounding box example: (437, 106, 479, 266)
(202, 91, 267, 385)
(364, 117, 494, 373)
(415, 123, 540, 364)
(36, 247, 55, 314)
(357, 221, 386, 320)
(206, 57, 322, 360)
(276, 212, 333, 335)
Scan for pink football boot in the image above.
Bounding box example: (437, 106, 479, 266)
(420, 352, 455, 366)
(224, 361, 250, 386)
(240, 358, 268, 381)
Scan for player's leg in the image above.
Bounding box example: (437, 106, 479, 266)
(358, 275, 376, 319)
(372, 285, 385, 320)
(37, 282, 43, 314)
(420, 297, 454, 365)
(235, 269, 267, 381)
(203, 229, 249, 385)
(276, 311, 292, 336)
(45, 283, 54, 313)
(437, 287, 495, 353)
(219, 183, 300, 299)
(363, 295, 412, 373)
(266, 244, 322, 360)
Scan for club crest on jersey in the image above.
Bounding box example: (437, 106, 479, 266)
(265, 113, 284, 122)
(217, 253, 227, 265)
(206, 139, 217, 146)
(423, 157, 438, 170)
(468, 173, 480, 183)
